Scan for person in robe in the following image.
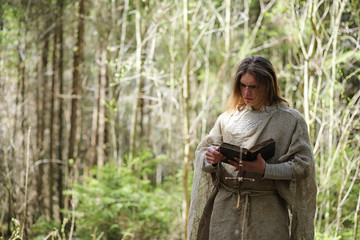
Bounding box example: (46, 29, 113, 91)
(187, 55, 317, 240)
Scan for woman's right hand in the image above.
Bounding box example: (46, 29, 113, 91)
(205, 146, 225, 165)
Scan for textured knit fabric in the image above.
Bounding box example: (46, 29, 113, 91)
(187, 104, 317, 240)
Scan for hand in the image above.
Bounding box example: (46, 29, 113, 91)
(205, 146, 225, 165)
(227, 159, 243, 170)
(234, 153, 266, 175)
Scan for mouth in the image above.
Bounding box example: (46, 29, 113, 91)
(244, 97, 252, 101)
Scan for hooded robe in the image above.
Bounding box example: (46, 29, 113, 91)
(187, 104, 317, 240)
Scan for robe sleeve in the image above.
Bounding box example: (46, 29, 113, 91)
(275, 112, 317, 240)
(263, 162, 293, 180)
(195, 113, 225, 173)
(187, 113, 225, 240)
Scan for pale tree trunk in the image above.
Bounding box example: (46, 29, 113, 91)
(106, 0, 118, 164)
(201, 19, 213, 139)
(166, 5, 178, 171)
(118, 0, 129, 66)
(222, 0, 231, 104)
(49, 28, 57, 219)
(97, 41, 107, 169)
(330, 1, 339, 233)
(115, 0, 129, 166)
(89, 66, 99, 168)
(323, 0, 347, 231)
(129, 0, 143, 162)
(92, 0, 108, 169)
(295, 1, 316, 129)
(182, 0, 191, 238)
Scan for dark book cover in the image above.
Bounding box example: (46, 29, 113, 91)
(219, 138, 276, 163)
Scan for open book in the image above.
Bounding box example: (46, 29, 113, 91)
(219, 138, 276, 163)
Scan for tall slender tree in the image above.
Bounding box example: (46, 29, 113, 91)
(56, 0, 65, 222)
(182, 0, 191, 237)
(129, 0, 144, 162)
(49, 19, 58, 220)
(68, 0, 85, 168)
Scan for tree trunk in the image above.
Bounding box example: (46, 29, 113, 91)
(114, 0, 129, 166)
(56, 0, 65, 222)
(97, 41, 107, 169)
(89, 66, 99, 168)
(49, 24, 58, 220)
(222, 0, 231, 104)
(182, 0, 191, 238)
(18, 9, 28, 238)
(129, 0, 143, 162)
(36, 22, 51, 220)
(0, 0, 3, 83)
(68, 0, 85, 167)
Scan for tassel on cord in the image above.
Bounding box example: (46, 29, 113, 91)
(241, 194, 250, 239)
(237, 191, 241, 208)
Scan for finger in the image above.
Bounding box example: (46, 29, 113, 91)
(228, 159, 238, 165)
(206, 159, 217, 164)
(206, 156, 216, 162)
(232, 158, 243, 167)
(209, 148, 222, 156)
(205, 152, 221, 160)
(207, 155, 223, 164)
(227, 160, 241, 169)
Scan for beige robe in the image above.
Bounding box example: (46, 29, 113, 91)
(187, 104, 317, 240)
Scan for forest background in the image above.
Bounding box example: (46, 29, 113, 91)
(0, 0, 359, 239)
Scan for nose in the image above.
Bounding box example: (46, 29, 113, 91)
(244, 86, 252, 95)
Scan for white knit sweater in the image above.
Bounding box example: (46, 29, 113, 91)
(203, 105, 293, 180)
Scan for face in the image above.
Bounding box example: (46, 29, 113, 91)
(240, 73, 265, 110)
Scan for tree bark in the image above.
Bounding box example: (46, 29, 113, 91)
(68, 0, 85, 166)
(49, 22, 58, 220)
(97, 41, 107, 169)
(129, 0, 143, 162)
(56, 0, 65, 222)
(36, 21, 51, 220)
(182, 0, 191, 238)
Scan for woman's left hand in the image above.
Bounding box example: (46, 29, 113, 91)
(234, 153, 266, 175)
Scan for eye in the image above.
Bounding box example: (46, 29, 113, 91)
(240, 83, 257, 89)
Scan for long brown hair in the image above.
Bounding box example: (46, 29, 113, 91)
(226, 55, 288, 112)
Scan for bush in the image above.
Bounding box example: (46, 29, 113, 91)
(69, 155, 182, 240)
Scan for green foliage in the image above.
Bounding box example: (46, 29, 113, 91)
(31, 219, 58, 236)
(315, 144, 360, 237)
(30, 218, 62, 240)
(67, 154, 182, 240)
(315, 231, 341, 240)
(9, 219, 21, 240)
